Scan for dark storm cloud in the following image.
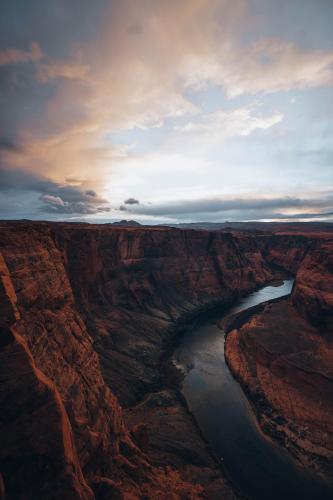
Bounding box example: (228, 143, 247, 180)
(0, 0, 110, 145)
(1, 0, 333, 223)
(124, 196, 333, 215)
(284, 210, 333, 219)
(40, 195, 111, 215)
(0, 166, 110, 215)
(124, 197, 140, 205)
(0, 137, 22, 152)
(0, 1, 109, 59)
(85, 189, 97, 197)
(122, 195, 333, 221)
(0, 61, 55, 142)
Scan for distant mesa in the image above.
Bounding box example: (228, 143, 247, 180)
(112, 219, 141, 227)
(165, 221, 333, 233)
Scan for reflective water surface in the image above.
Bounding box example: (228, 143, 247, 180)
(173, 280, 333, 500)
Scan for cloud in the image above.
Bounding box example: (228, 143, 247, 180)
(0, 42, 42, 66)
(6, 0, 332, 141)
(1, 0, 333, 221)
(176, 106, 283, 138)
(65, 176, 87, 186)
(124, 197, 139, 205)
(120, 194, 333, 221)
(36, 60, 90, 83)
(38, 185, 110, 214)
(0, 165, 111, 216)
(40, 194, 65, 206)
(40, 198, 111, 215)
(0, 127, 130, 193)
(183, 38, 333, 98)
(0, 137, 22, 152)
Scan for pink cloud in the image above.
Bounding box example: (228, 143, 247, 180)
(0, 42, 42, 66)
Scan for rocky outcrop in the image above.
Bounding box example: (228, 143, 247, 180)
(0, 223, 156, 499)
(0, 253, 20, 326)
(292, 240, 333, 329)
(0, 221, 273, 499)
(53, 225, 272, 406)
(2, 220, 332, 497)
(225, 238, 333, 483)
(0, 326, 94, 500)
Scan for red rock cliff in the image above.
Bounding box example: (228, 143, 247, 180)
(0, 221, 274, 500)
(225, 235, 333, 482)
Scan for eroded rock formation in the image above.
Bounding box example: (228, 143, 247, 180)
(0, 221, 274, 499)
(1, 221, 332, 498)
(225, 235, 333, 483)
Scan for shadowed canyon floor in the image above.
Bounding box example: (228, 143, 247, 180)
(0, 221, 333, 499)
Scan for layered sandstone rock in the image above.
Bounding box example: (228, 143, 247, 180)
(0, 326, 94, 500)
(2, 220, 331, 498)
(225, 238, 333, 482)
(1, 221, 272, 499)
(292, 240, 333, 329)
(52, 225, 272, 405)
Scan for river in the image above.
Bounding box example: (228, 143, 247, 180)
(173, 280, 333, 500)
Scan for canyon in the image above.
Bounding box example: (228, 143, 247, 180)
(0, 220, 332, 499)
(225, 233, 333, 484)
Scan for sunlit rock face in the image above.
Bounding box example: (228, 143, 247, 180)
(225, 235, 333, 483)
(0, 221, 274, 499)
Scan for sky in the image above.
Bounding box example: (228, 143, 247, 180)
(0, 0, 333, 224)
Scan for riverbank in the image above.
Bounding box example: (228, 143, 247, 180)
(3, 221, 283, 498)
(124, 278, 295, 498)
(172, 280, 333, 500)
(224, 237, 333, 490)
(123, 294, 253, 499)
(225, 235, 333, 488)
(225, 296, 333, 488)
(124, 278, 300, 499)
(2, 221, 332, 499)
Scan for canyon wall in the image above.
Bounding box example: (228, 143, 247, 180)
(225, 234, 333, 482)
(53, 224, 272, 406)
(0, 221, 274, 500)
(2, 221, 332, 497)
